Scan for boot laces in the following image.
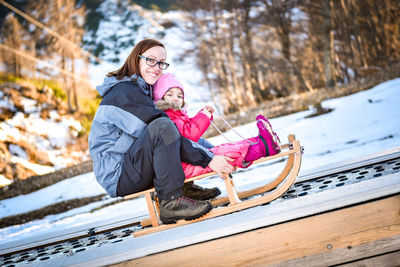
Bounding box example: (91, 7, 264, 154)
(178, 196, 198, 206)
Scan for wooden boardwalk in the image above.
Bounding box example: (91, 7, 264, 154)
(115, 195, 400, 267)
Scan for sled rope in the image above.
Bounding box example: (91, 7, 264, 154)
(211, 111, 255, 144)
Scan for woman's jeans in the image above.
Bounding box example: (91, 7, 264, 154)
(117, 117, 185, 200)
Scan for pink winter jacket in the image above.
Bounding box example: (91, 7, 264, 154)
(156, 100, 254, 179)
(164, 107, 211, 143)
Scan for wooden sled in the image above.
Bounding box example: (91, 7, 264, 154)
(124, 134, 303, 237)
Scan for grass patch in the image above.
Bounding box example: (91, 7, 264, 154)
(0, 73, 100, 137)
(0, 74, 67, 101)
(77, 92, 102, 136)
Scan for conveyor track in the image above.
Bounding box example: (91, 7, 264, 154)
(1, 151, 400, 267)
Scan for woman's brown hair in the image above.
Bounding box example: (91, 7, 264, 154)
(107, 39, 165, 80)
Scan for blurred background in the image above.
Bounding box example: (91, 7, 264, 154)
(0, 0, 399, 188)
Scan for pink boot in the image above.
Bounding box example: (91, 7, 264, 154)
(244, 120, 281, 162)
(244, 138, 266, 162)
(256, 114, 281, 147)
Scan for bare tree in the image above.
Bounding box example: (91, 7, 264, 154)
(321, 0, 335, 87)
(27, 0, 88, 113)
(0, 14, 24, 77)
(300, 0, 335, 88)
(176, 0, 400, 112)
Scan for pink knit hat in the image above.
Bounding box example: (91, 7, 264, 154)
(153, 73, 184, 101)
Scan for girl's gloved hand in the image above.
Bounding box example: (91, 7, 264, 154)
(204, 105, 215, 114)
(200, 105, 215, 119)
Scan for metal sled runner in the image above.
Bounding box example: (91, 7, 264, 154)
(124, 134, 303, 237)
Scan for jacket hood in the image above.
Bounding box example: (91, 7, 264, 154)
(96, 74, 149, 97)
(155, 99, 183, 111)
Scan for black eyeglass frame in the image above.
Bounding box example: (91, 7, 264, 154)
(139, 55, 170, 70)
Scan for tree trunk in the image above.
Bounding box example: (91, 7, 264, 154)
(236, 1, 260, 105)
(272, 0, 313, 92)
(322, 0, 335, 88)
(71, 59, 79, 112)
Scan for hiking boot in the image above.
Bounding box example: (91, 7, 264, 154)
(183, 182, 221, 200)
(159, 196, 213, 224)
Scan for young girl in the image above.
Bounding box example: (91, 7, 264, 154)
(153, 73, 281, 179)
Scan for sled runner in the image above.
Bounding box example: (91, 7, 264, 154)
(124, 134, 303, 237)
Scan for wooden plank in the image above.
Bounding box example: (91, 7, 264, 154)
(336, 250, 400, 267)
(273, 235, 400, 267)
(224, 176, 239, 205)
(144, 193, 158, 227)
(119, 195, 400, 266)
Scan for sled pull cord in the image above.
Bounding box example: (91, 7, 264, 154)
(211, 111, 255, 144)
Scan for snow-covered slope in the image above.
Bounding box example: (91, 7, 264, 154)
(0, 81, 89, 186)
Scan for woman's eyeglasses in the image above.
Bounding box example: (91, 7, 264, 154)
(139, 55, 170, 70)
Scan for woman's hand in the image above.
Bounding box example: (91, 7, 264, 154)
(208, 155, 235, 179)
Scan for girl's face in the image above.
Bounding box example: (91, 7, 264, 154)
(139, 46, 166, 85)
(163, 87, 184, 107)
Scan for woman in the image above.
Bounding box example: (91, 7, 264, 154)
(88, 39, 234, 224)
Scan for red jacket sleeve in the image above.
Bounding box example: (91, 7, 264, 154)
(171, 111, 211, 142)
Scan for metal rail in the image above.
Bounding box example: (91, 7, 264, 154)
(1, 149, 400, 266)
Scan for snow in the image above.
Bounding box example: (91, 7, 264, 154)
(0, 97, 15, 111)
(17, 113, 81, 149)
(0, 99, 87, 174)
(0, 78, 399, 246)
(10, 156, 55, 176)
(0, 122, 22, 142)
(1, 172, 103, 218)
(20, 97, 38, 113)
(0, 175, 12, 187)
(8, 144, 28, 159)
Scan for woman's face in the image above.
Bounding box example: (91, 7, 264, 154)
(139, 46, 166, 85)
(163, 87, 184, 107)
